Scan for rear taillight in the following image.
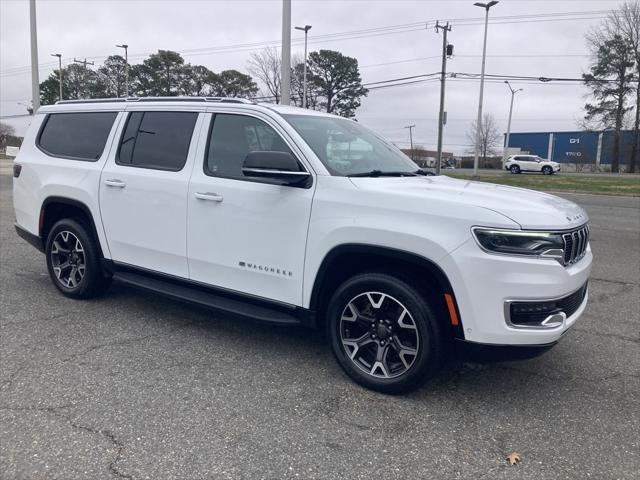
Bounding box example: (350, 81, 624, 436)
(13, 164, 22, 178)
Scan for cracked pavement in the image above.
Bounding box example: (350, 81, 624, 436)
(1, 171, 639, 479)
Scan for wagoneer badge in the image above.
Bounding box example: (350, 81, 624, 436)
(238, 261, 292, 277)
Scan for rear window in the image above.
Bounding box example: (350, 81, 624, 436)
(38, 112, 118, 161)
(117, 111, 198, 171)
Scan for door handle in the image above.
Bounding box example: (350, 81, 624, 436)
(104, 179, 126, 188)
(195, 192, 224, 202)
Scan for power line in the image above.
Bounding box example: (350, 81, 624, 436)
(1, 9, 608, 76)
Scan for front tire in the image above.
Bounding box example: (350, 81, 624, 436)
(510, 164, 521, 174)
(542, 166, 553, 175)
(45, 218, 110, 299)
(327, 273, 444, 393)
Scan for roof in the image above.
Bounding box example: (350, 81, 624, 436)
(37, 97, 338, 119)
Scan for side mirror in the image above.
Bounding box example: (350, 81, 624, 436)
(242, 151, 311, 187)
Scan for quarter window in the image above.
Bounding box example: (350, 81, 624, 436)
(205, 114, 298, 179)
(38, 112, 117, 161)
(117, 111, 198, 171)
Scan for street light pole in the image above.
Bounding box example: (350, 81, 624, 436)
(51, 53, 62, 101)
(295, 25, 312, 108)
(116, 44, 129, 97)
(404, 124, 416, 161)
(472, 0, 498, 177)
(29, 0, 40, 113)
(281, 0, 292, 105)
(503, 80, 523, 160)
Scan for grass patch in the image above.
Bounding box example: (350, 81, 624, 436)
(445, 172, 640, 196)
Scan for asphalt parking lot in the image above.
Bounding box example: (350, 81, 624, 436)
(1, 171, 639, 480)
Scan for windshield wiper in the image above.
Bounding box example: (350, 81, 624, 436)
(347, 170, 418, 177)
(414, 169, 436, 176)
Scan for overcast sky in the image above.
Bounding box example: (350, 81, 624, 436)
(0, 0, 626, 153)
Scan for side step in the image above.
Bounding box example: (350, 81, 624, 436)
(113, 271, 302, 326)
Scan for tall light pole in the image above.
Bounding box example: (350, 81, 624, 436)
(472, 0, 498, 176)
(280, 0, 292, 105)
(404, 124, 416, 161)
(503, 80, 523, 160)
(51, 53, 62, 101)
(29, 0, 40, 113)
(116, 44, 129, 97)
(295, 25, 312, 108)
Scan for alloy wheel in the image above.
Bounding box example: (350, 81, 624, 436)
(50, 230, 86, 288)
(340, 292, 420, 379)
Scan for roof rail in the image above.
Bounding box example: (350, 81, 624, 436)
(56, 96, 255, 105)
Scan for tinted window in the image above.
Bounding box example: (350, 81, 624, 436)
(205, 114, 296, 179)
(118, 111, 198, 171)
(38, 112, 117, 161)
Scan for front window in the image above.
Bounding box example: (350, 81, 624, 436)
(283, 114, 420, 177)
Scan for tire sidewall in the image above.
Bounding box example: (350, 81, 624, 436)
(45, 219, 102, 298)
(510, 165, 520, 174)
(542, 166, 552, 175)
(327, 273, 441, 393)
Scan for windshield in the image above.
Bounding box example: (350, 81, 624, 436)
(282, 114, 419, 176)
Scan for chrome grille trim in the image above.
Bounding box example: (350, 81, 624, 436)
(562, 224, 590, 265)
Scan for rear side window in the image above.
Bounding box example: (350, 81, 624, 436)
(38, 112, 118, 161)
(205, 113, 296, 179)
(117, 111, 198, 171)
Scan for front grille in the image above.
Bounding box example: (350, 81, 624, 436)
(563, 224, 590, 265)
(508, 282, 588, 327)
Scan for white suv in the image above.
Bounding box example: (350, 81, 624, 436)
(13, 98, 592, 393)
(505, 154, 561, 174)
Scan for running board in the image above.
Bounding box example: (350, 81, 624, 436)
(113, 271, 303, 326)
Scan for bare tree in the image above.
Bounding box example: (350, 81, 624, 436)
(466, 114, 502, 166)
(247, 47, 281, 103)
(587, 2, 639, 172)
(0, 122, 16, 149)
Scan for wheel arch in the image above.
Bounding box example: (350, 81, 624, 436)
(309, 244, 464, 338)
(39, 196, 106, 258)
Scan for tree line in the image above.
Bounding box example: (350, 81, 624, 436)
(39, 48, 368, 118)
(583, 1, 639, 173)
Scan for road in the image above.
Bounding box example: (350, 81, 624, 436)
(1, 171, 639, 479)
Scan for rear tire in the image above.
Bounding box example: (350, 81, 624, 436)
(510, 165, 521, 174)
(326, 273, 444, 394)
(45, 218, 111, 299)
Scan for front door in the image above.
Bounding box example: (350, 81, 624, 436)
(187, 112, 315, 306)
(100, 109, 203, 278)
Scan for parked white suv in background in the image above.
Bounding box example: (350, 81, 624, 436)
(13, 98, 592, 393)
(505, 154, 561, 174)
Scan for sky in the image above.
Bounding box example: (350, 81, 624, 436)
(0, 0, 627, 154)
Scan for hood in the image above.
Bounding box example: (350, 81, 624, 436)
(349, 175, 588, 230)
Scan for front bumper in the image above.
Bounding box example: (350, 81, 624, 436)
(441, 238, 592, 345)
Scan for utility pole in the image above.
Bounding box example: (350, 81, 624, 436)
(116, 44, 129, 97)
(280, 0, 291, 105)
(472, 0, 499, 177)
(435, 21, 452, 175)
(404, 124, 416, 160)
(73, 58, 95, 98)
(294, 25, 312, 108)
(51, 53, 63, 101)
(29, 0, 40, 113)
(503, 80, 523, 160)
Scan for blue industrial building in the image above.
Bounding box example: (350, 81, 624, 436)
(506, 130, 636, 166)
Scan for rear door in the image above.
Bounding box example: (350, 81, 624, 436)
(187, 111, 315, 305)
(99, 108, 204, 278)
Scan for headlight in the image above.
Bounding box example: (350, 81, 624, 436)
(472, 228, 564, 262)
